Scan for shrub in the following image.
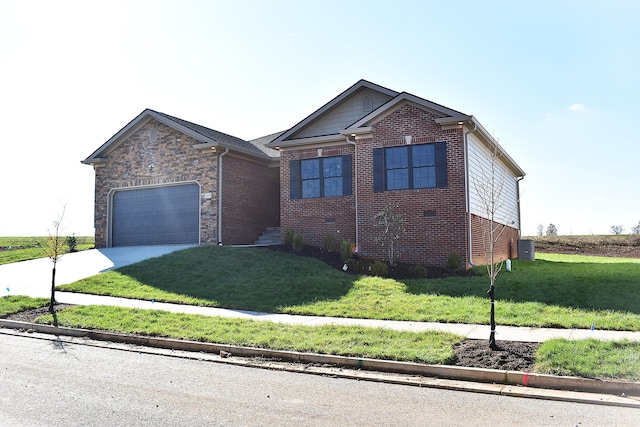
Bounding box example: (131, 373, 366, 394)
(445, 253, 461, 272)
(323, 233, 337, 252)
(370, 260, 388, 277)
(410, 264, 428, 278)
(66, 234, 78, 253)
(345, 258, 359, 271)
(340, 240, 353, 262)
(292, 232, 304, 252)
(283, 227, 295, 248)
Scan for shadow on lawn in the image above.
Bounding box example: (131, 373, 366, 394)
(403, 258, 640, 314)
(114, 246, 356, 313)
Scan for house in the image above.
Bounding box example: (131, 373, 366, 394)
(82, 80, 525, 268)
(268, 80, 525, 268)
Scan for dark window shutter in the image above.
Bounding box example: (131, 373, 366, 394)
(435, 141, 448, 187)
(373, 148, 384, 192)
(289, 160, 300, 199)
(342, 155, 352, 196)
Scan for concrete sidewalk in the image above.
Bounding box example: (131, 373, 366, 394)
(54, 291, 640, 343)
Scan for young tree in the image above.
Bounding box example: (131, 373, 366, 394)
(632, 221, 640, 235)
(536, 224, 544, 236)
(610, 225, 624, 235)
(546, 223, 558, 236)
(39, 206, 67, 313)
(473, 141, 510, 350)
(373, 203, 406, 266)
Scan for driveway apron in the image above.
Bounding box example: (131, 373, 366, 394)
(0, 246, 193, 298)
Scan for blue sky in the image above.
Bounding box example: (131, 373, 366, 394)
(1, 0, 638, 236)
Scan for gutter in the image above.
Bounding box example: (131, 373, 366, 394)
(516, 176, 525, 239)
(217, 147, 230, 245)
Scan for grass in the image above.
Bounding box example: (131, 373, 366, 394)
(4, 241, 640, 380)
(59, 246, 640, 331)
(0, 295, 48, 317)
(0, 236, 94, 265)
(34, 305, 461, 364)
(2, 297, 636, 380)
(536, 339, 640, 380)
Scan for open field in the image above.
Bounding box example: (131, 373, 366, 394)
(530, 234, 640, 258)
(0, 236, 94, 265)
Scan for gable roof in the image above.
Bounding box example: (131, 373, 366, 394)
(265, 79, 524, 178)
(347, 91, 467, 129)
(82, 109, 278, 165)
(269, 79, 398, 146)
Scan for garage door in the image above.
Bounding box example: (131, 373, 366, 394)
(112, 184, 200, 246)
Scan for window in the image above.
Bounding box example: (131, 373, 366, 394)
(373, 141, 447, 192)
(290, 155, 352, 199)
(301, 159, 320, 198)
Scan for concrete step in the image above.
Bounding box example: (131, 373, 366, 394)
(255, 227, 281, 246)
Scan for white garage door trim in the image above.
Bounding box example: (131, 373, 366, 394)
(108, 182, 201, 247)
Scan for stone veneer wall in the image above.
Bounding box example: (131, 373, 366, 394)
(93, 119, 219, 247)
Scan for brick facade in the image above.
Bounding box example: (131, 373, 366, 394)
(221, 155, 280, 244)
(92, 119, 277, 248)
(281, 104, 473, 267)
(280, 144, 357, 250)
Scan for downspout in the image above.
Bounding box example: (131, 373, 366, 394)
(345, 135, 359, 253)
(217, 147, 230, 245)
(464, 120, 478, 267)
(516, 176, 525, 239)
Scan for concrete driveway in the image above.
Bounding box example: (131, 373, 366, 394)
(0, 245, 194, 298)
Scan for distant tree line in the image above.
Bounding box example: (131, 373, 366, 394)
(536, 220, 640, 236)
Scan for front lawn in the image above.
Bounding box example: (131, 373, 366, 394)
(59, 246, 640, 331)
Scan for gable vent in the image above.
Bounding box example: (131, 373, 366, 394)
(363, 95, 372, 112)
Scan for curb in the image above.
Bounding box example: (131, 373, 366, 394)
(2, 319, 639, 408)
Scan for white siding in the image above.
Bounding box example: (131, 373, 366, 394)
(468, 134, 520, 228)
(294, 89, 392, 138)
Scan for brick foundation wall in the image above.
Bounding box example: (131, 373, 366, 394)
(470, 214, 520, 265)
(221, 155, 280, 244)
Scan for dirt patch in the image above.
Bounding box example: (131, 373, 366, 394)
(453, 340, 538, 372)
(2, 304, 75, 323)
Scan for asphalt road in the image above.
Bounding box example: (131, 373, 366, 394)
(1, 331, 638, 426)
